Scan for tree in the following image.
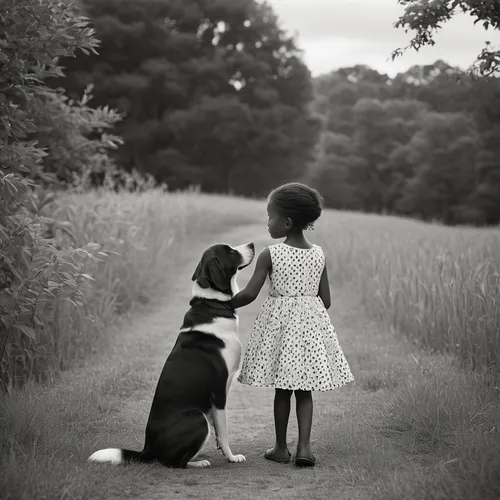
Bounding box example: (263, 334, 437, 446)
(389, 60, 500, 223)
(307, 132, 362, 210)
(351, 98, 428, 212)
(396, 111, 480, 224)
(53, 0, 320, 195)
(393, 0, 500, 77)
(313, 65, 391, 136)
(470, 149, 500, 224)
(308, 62, 500, 225)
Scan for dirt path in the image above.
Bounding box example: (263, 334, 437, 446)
(45, 223, 430, 500)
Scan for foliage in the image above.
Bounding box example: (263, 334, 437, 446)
(308, 62, 500, 225)
(53, 0, 320, 196)
(32, 84, 123, 183)
(393, 0, 500, 77)
(0, 0, 121, 388)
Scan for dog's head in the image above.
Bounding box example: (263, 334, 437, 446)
(192, 243, 255, 297)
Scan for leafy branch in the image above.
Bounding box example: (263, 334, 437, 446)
(392, 0, 500, 77)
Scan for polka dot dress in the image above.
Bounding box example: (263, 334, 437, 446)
(238, 243, 354, 391)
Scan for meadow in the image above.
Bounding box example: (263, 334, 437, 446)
(319, 212, 500, 372)
(315, 212, 500, 500)
(1, 188, 499, 500)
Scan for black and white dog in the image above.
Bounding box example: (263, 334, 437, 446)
(89, 242, 255, 468)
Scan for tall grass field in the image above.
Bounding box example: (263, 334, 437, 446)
(1, 188, 499, 500)
(319, 212, 500, 372)
(315, 212, 500, 500)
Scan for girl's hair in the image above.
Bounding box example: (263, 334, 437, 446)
(268, 182, 324, 230)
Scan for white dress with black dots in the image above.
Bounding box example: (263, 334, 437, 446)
(238, 243, 354, 391)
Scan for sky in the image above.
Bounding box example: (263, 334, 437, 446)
(267, 0, 500, 77)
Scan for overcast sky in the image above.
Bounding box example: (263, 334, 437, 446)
(268, 0, 500, 76)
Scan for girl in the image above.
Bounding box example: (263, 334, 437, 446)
(231, 182, 354, 467)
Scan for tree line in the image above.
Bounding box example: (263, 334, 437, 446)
(308, 62, 500, 225)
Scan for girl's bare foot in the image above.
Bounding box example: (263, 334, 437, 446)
(264, 446, 291, 463)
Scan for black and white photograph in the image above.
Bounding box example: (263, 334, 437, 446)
(1, 0, 499, 499)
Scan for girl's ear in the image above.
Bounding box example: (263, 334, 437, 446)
(285, 217, 293, 229)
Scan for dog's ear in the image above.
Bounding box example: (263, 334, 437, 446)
(192, 256, 227, 291)
(206, 257, 228, 291)
(192, 258, 210, 289)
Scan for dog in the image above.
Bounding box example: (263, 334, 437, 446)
(88, 242, 255, 469)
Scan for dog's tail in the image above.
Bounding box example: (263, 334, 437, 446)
(88, 448, 148, 464)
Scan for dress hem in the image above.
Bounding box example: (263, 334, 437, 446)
(237, 378, 354, 392)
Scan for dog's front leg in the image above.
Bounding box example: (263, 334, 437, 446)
(210, 406, 245, 463)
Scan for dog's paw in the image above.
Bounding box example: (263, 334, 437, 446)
(187, 459, 211, 468)
(227, 454, 246, 463)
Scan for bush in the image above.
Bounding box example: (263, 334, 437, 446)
(0, 0, 120, 388)
(33, 83, 122, 183)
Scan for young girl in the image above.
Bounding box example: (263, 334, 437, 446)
(231, 182, 354, 467)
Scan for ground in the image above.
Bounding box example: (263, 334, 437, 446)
(7, 222, 439, 500)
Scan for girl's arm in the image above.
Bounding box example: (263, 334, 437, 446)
(318, 258, 331, 310)
(231, 248, 271, 309)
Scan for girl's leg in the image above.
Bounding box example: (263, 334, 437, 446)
(294, 390, 315, 464)
(265, 388, 292, 461)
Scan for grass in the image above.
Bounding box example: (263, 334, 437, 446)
(2, 188, 262, 388)
(371, 358, 500, 500)
(316, 211, 500, 372)
(1, 194, 500, 499)
(313, 211, 500, 500)
(0, 375, 155, 500)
